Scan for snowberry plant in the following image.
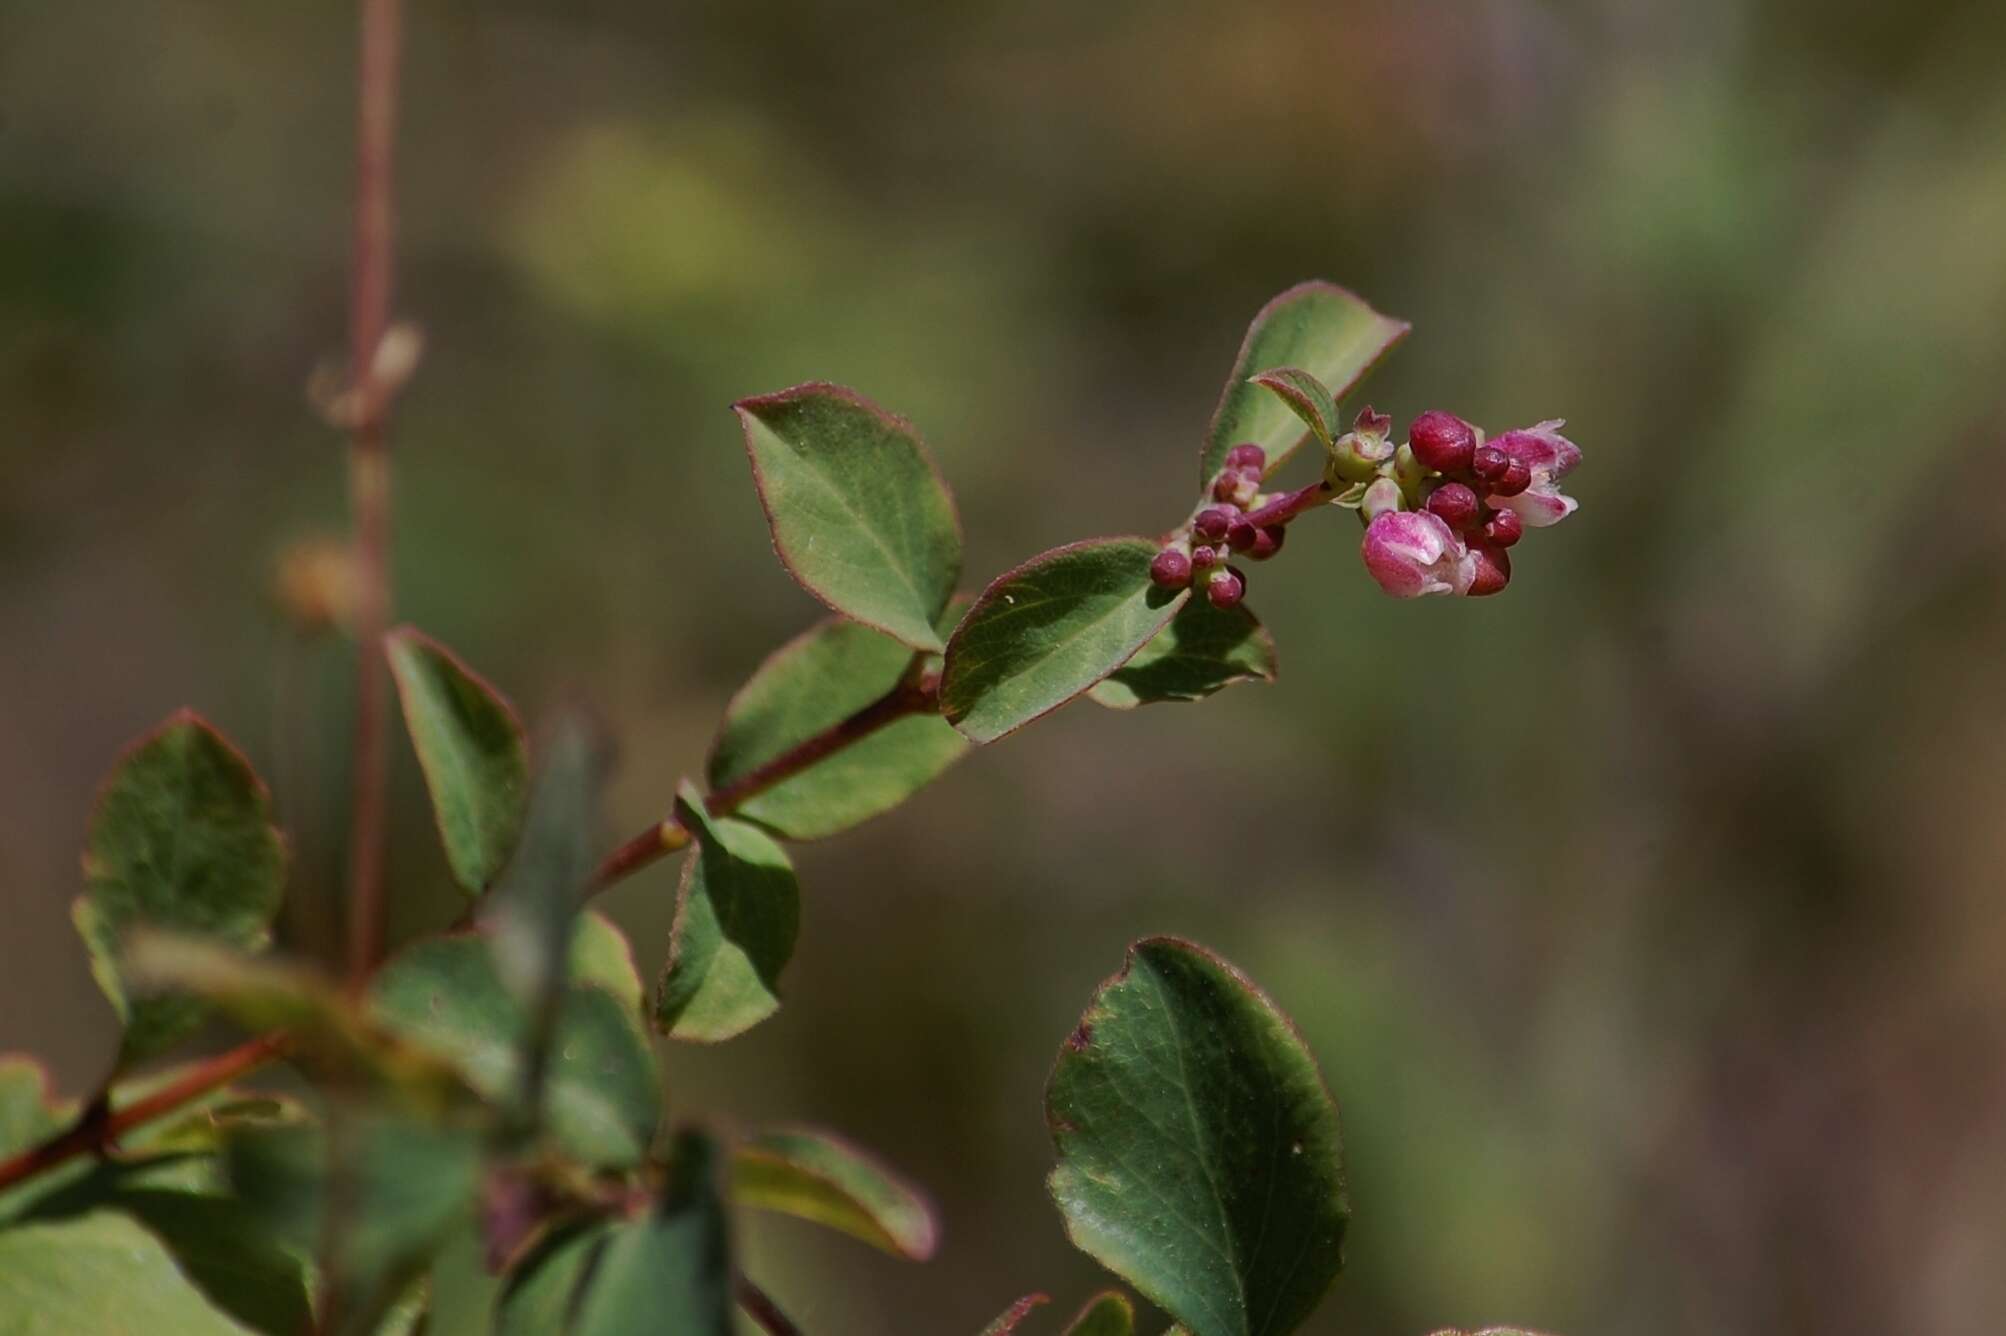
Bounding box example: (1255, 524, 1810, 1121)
(0, 9, 1581, 1336)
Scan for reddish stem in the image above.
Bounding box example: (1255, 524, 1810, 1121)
(343, 0, 404, 989)
(0, 1033, 292, 1195)
(586, 672, 938, 893)
(1243, 479, 1335, 529)
(736, 1276, 805, 1336)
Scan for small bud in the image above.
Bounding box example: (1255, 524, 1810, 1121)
(1471, 444, 1509, 483)
(1424, 481, 1481, 531)
(1465, 542, 1512, 597)
(1492, 460, 1532, 497)
(1206, 566, 1246, 609)
(1324, 407, 1397, 484)
(1360, 476, 1405, 522)
(1193, 506, 1237, 543)
(1247, 525, 1286, 561)
(1150, 547, 1194, 589)
(1191, 544, 1220, 570)
(1360, 511, 1473, 598)
(1354, 405, 1393, 437)
(1487, 420, 1582, 528)
(1224, 442, 1267, 471)
(1408, 410, 1477, 474)
(1393, 442, 1428, 488)
(1214, 467, 1261, 507)
(1226, 517, 1258, 551)
(1482, 507, 1523, 548)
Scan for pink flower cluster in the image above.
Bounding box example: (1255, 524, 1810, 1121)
(1358, 414, 1581, 599)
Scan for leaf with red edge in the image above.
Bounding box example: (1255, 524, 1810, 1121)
(1200, 282, 1409, 485)
(978, 1294, 1051, 1335)
(736, 383, 963, 653)
(1064, 1290, 1136, 1335)
(73, 712, 288, 1069)
(1248, 368, 1338, 449)
(730, 1128, 938, 1261)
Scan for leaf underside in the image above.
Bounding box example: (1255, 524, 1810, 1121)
(1088, 598, 1277, 710)
(730, 1128, 939, 1260)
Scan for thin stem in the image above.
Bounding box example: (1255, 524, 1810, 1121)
(0, 1033, 291, 1194)
(342, 0, 404, 989)
(736, 1276, 805, 1336)
(585, 671, 939, 894)
(1244, 479, 1335, 529)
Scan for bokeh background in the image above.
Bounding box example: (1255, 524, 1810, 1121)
(5, 1, 2006, 1332)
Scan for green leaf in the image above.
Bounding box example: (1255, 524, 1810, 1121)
(568, 1129, 733, 1336)
(709, 611, 970, 840)
(1248, 368, 1338, 449)
(736, 382, 963, 652)
(1066, 1291, 1137, 1336)
(89, 1189, 312, 1334)
(0, 1210, 254, 1334)
(0, 1056, 60, 1159)
(730, 1128, 938, 1260)
(74, 712, 288, 1067)
(1088, 599, 1277, 710)
(369, 934, 660, 1167)
(225, 1112, 481, 1336)
(1046, 938, 1348, 1336)
(1200, 282, 1409, 484)
(655, 784, 800, 1043)
(495, 1217, 608, 1335)
(419, 1227, 502, 1336)
(386, 627, 529, 894)
(941, 538, 1188, 744)
(978, 1294, 1050, 1335)
(568, 910, 645, 1017)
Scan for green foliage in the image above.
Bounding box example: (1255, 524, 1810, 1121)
(942, 539, 1186, 743)
(1088, 598, 1277, 709)
(568, 909, 646, 1015)
(386, 627, 529, 894)
(1199, 280, 1408, 484)
(656, 783, 800, 1042)
(709, 610, 969, 839)
(1248, 367, 1338, 449)
(737, 383, 963, 652)
(368, 934, 660, 1167)
(495, 1218, 607, 1334)
(565, 1130, 734, 1335)
(1065, 1290, 1137, 1336)
(0, 1210, 254, 1334)
(72, 712, 287, 1067)
(1047, 939, 1348, 1336)
(730, 1127, 939, 1260)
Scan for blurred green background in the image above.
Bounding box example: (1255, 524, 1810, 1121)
(5, 1, 2005, 1331)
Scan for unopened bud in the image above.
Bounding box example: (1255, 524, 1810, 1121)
(1191, 544, 1220, 570)
(1150, 547, 1194, 589)
(1408, 410, 1477, 474)
(1424, 482, 1481, 531)
(1227, 517, 1258, 551)
(1470, 445, 1509, 483)
(1213, 467, 1262, 507)
(1360, 476, 1405, 522)
(1360, 511, 1472, 599)
(1247, 525, 1286, 561)
(1465, 542, 1512, 596)
(1482, 508, 1523, 548)
(1206, 566, 1246, 609)
(1492, 460, 1532, 497)
(1224, 442, 1267, 472)
(1324, 409, 1397, 484)
(1193, 506, 1237, 543)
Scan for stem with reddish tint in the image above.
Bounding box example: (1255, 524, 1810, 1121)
(0, 1033, 292, 1194)
(1244, 479, 1336, 528)
(585, 671, 940, 894)
(342, 0, 404, 989)
(736, 1276, 805, 1336)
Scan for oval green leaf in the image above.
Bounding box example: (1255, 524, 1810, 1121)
(736, 383, 963, 652)
(495, 1217, 608, 1336)
(386, 627, 529, 894)
(941, 538, 1188, 744)
(1065, 1290, 1136, 1336)
(1248, 368, 1338, 449)
(1088, 598, 1277, 710)
(709, 612, 969, 840)
(568, 910, 645, 1018)
(73, 712, 288, 1068)
(655, 784, 800, 1042)
(730, 1127, 938, 1261)
(1200, 282, 1409, 484)
(1047, 938, 1348, 1336)
(0, 1210, 254, 1334)
(369, 934, 660, 1167)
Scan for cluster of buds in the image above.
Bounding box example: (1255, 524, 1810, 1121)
(1351, 409, 1581, 598)
(1149, 443, 1289, 610)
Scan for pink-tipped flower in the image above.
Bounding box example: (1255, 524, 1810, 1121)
(1408, 410, 1477, 474)
(1324, 404, 1397, 484)
(1360, 511, 1473, 598)
(1485, 420, 1581, 528)
(1206, 566, 1246, 609)
(1424, 481, 1481, 531)
(1224, 442, 1267, 472)
(1193, 506, 1237, 543)
(1150, 547, 1193, 589)
(1214, 467, 1262, 507)
(1465, 542, 1512, 596)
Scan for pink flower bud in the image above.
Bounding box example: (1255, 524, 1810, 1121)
(1206, 566, 1246, 609)
(1247, 524, 1286, 561)
(1482, 507, 1523, 548)
(1150, 547, 1193, 589)
(1224, 442, 1267, 472)
(1486, 420, 1581, 528)
(1191, 544, 1220, 570)
(1214, 467, 1262, 507)
(1360, 476, 1404, 522)
(1360, 511, 1473, 598)
(1491, 460, 1532, 497)
(1353, 405, 1393, 438)
(1194, 506, 1238, 543)
(1465, 542, 1512, 596)
(1226, 517, 1258, 551)
(1424, 482, 1481, 531)
(1408, 410, 1477, 474)
(1470, 445, 1509, 483)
